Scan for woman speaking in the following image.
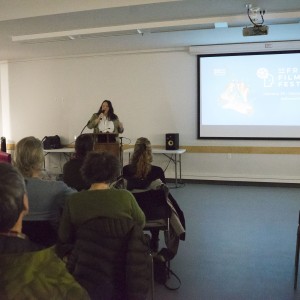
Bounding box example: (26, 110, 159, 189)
(87, 100, 124, 135)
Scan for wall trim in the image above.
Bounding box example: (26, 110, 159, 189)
(126, 145, 300, 155)
(8, 143, 300, 154)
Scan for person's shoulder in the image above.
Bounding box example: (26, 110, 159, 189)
(66, 189, 89, 201)
(110, 188, 134, 198)
(65, 157, 82, 163)
(63, 158, 83, 169)
(151, 165, 164, 172)
(110, 187, 130, 193)
(122, 164, 134, 176)
(50, 180, 77, 194)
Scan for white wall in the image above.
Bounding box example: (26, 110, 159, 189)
(7, 50, 300, 182)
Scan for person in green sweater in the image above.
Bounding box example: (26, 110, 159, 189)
(58, 151, 145, 245)
(0, 163, 90, 300)
(57, 151, 148, 300)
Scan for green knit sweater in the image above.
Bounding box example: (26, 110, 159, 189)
(58, 188, 146, 244)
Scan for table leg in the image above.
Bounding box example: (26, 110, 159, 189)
(174, 153, 178, 187)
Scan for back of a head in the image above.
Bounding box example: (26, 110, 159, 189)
(14, 136, 44, 177)
(131, 137, 152, 178)
(0, 163, 25, 231)
(81, 151, 120, 185)
(132, 137, 152, 161)
(75, 134, 94, 159)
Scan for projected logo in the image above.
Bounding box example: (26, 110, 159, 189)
(256, 68, 274, 87)
(219, 80, 253, 115)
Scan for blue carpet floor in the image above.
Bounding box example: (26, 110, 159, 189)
(151, 183, 300, 300)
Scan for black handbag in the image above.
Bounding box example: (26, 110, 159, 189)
(42, 135, 62, 149)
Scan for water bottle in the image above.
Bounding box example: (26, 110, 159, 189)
(1, 137, 7, 152)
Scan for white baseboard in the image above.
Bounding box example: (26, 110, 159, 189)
(171, 173, 300, 184)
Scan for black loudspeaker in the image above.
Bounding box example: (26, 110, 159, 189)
(165, 133, 179, 150)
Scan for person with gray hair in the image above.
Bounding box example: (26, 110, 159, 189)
(14, 136, 76, 246)
(0, 163, 90, 299)
(0, 163, 28, 235)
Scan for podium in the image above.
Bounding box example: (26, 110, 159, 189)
(82, 133, 120, 159)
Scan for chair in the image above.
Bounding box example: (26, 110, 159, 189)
(65, 217, 153, 300)
(294, 211, 300, 289)
(133, 189, 181, 289)
(132, 189, 172, 236)
(0, 151, 11, 164)
(22, 220, 58, 247)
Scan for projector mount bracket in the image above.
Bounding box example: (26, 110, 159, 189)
(246, 3, 266, 28)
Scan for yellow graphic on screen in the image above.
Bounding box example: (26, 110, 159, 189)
(220, 81, 253, 115)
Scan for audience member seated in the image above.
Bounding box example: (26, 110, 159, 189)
(63, 134, 94, 191)
(0, 163, 90, 299)
(58, 151, 149, 299)
(123, 137, 186, 258)
(14, 136, 76, 247)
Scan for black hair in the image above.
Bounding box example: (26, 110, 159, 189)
(97, 100, 118, 121)
(80, 151, 120, 185)
(75, 134, 94, 159)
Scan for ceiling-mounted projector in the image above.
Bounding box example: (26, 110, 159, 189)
(243, 4, 268, 37)
(243, 25, 268, 36)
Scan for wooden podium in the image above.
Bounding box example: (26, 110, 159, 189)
(83, 133, 120, 159)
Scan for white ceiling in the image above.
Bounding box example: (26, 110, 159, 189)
(1, 0, 300, 61)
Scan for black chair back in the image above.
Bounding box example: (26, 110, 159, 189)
(132, 189, 171, 221)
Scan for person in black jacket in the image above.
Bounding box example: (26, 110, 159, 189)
(123, 137, 186, 256)
(63, 134, 94, 191)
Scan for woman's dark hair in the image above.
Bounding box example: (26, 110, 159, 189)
(97, 100, 118, 121)
(75, 134, 94, 159)
(80, 151, 120, 185)
(0, 163, 26, 231)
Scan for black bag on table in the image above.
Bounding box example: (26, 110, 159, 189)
(42, 135, 62, 149)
